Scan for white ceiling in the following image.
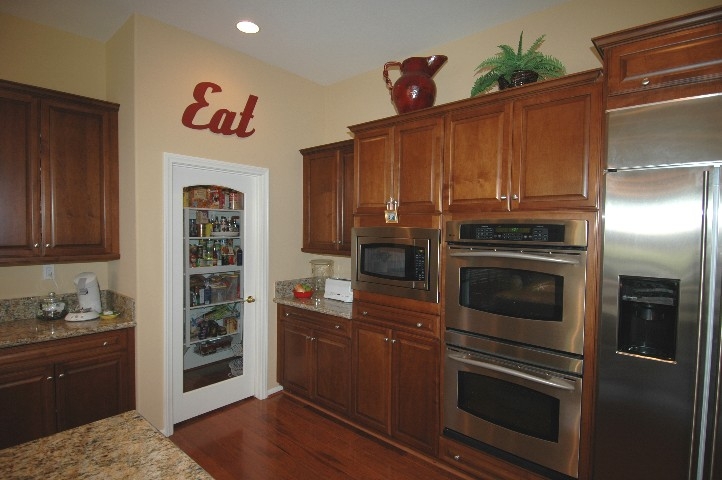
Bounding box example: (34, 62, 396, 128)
(0, 0, 568, 85)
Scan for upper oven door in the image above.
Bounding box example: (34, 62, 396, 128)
(445, 245, 586, 355)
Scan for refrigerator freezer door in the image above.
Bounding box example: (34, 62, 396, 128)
(594, 166, 718, 480)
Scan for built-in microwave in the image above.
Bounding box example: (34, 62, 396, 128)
(351, 226, 440, 303)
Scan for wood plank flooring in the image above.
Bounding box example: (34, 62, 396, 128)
(169, 393, 468, 480)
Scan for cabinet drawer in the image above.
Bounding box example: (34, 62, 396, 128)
(279, 305, 350, 337)
(0, 329, 129, 367)
(353, 302, 438, 337)
(606, 24, 722, 95)
(593, 9, 722, 108)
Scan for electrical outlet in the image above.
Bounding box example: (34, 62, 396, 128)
(43, 264, 54, 280)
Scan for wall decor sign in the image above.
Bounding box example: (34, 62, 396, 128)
(182, 81, 258, 138)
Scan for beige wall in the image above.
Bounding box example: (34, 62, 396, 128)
(0, 0, 719, 431)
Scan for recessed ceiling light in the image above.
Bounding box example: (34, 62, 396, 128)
(236, 21, 260, 34)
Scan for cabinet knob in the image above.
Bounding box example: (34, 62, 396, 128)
(102, 341, 108, 346)
(34, 243, 40, 248)
(334, 325, 340, 329)
(500, 195, 507, 200)
(391, 339, 396, 344)
(45, 243, 50, 248)
(58, 373, 65, 378)
(245, 296, 256, 303)
(46, 376, 53, 381)
(453, 455, 461, 461)
(416, 322, 423, 328)
(384, 337, 389, 342)
(641, 77, 650, 86)
(362, 311, 368, 316)
(512, 194, 519, 200)
(311, 337, 316, 341)
(285, 313, 290, 317)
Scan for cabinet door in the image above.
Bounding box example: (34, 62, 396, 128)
(395, 116, 444, 215)
(0, 363, 55, 449)
(352, 322, 391, 434)
(0, 88, 40, 260)
(339, 146, 355, 252)
(392, 331, 439, 454)
(354, 126, 393, 214)
(444, 102, 511, 212)
(41, 98, 119, 258)
(511, 82, 601, 211)
(278, 319, 313, 398)
(303, 149, 341, 253)
(313, 331, 351, 415)
(55, 351, 128, 431)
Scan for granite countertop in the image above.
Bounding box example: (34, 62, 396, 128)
(274, 295, 353, 319)
(0, 315, 136, 350)
(273, 277, 353, 319)
(0, 410, 212, 480)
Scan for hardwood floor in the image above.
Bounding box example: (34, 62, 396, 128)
(169, 393, 468, 480)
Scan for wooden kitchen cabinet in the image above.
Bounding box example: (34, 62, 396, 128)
(351, 114, 444, 222)
(301, 140, 354, 255)
(444, 71, 602, 213)
(0, 328, 135, 449)
(277, 305, 351, 415)
(352, 302, 440, 455)
(0, 79, 119, 266)
(593, 7, 722, 109)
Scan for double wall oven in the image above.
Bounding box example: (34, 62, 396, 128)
(443, 219, 588, 479)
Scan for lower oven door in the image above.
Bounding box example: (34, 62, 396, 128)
(444, 344, 582, 478)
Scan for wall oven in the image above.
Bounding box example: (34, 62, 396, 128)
(352, 226, 440, 303)
(443, 219, 588, 479)
(445, 219, 587, 355)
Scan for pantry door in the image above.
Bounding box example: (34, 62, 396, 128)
(165, 153, 269, 428)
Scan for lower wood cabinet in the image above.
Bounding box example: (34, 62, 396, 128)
(277, 305, 351, 415)
(0, 328, 135, 449)
(352, 320, 439, 455)
(277, 302, 440, 456)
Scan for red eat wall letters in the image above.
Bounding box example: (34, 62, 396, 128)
(182, 81, 258, 138)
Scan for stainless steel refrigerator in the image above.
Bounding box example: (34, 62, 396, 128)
(594, 93, 722, 480)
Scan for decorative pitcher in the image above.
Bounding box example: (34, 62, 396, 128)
(383, 55, 447, 114)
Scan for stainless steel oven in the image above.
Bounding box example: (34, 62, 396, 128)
(444, 330, 583, 479)
(445, 219, 588, 355)
(443, 219, 588, 479)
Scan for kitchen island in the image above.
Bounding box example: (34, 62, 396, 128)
(0, 410, 212, 479)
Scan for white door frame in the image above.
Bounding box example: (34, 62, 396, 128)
(163, 152, 269, 435)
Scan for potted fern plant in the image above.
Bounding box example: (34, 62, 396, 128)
(470, 32, 566, 97)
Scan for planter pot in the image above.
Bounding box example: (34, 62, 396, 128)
(498, 70, 539, 90)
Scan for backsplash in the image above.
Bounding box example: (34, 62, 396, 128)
(275, 278, 315, 298)
(0, 291, 135, 322)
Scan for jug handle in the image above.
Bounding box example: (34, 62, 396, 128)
(383, 61, 401, 92)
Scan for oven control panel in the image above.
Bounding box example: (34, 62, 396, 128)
(447, 219, 588, 247)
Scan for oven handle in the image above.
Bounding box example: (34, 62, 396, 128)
(448, 250, 580, 265)
(447, 352, 576, 391)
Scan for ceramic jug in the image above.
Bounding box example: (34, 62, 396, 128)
(383, 55, 447, 114)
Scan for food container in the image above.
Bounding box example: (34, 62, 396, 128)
(37, 292, 68, 320)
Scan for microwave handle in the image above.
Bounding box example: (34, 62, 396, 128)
(448, 250, 580, 265)
(447, 352, 575, 391)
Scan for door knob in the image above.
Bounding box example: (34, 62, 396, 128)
(244, 296, 256, 303)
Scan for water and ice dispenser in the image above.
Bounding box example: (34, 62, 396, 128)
(617, 276, 679, 361)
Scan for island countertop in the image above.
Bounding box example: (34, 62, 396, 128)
(0, 410, 212, 480)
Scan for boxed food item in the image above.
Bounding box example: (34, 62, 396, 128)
(189, 187, 211, 208)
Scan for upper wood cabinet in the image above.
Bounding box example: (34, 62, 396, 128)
(0, 79, 119, 266)
(444, 71, 602, 213)
(301, 140, 354, 256)
(351, 114, 444, 221)
(593, 6, 722, 109)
